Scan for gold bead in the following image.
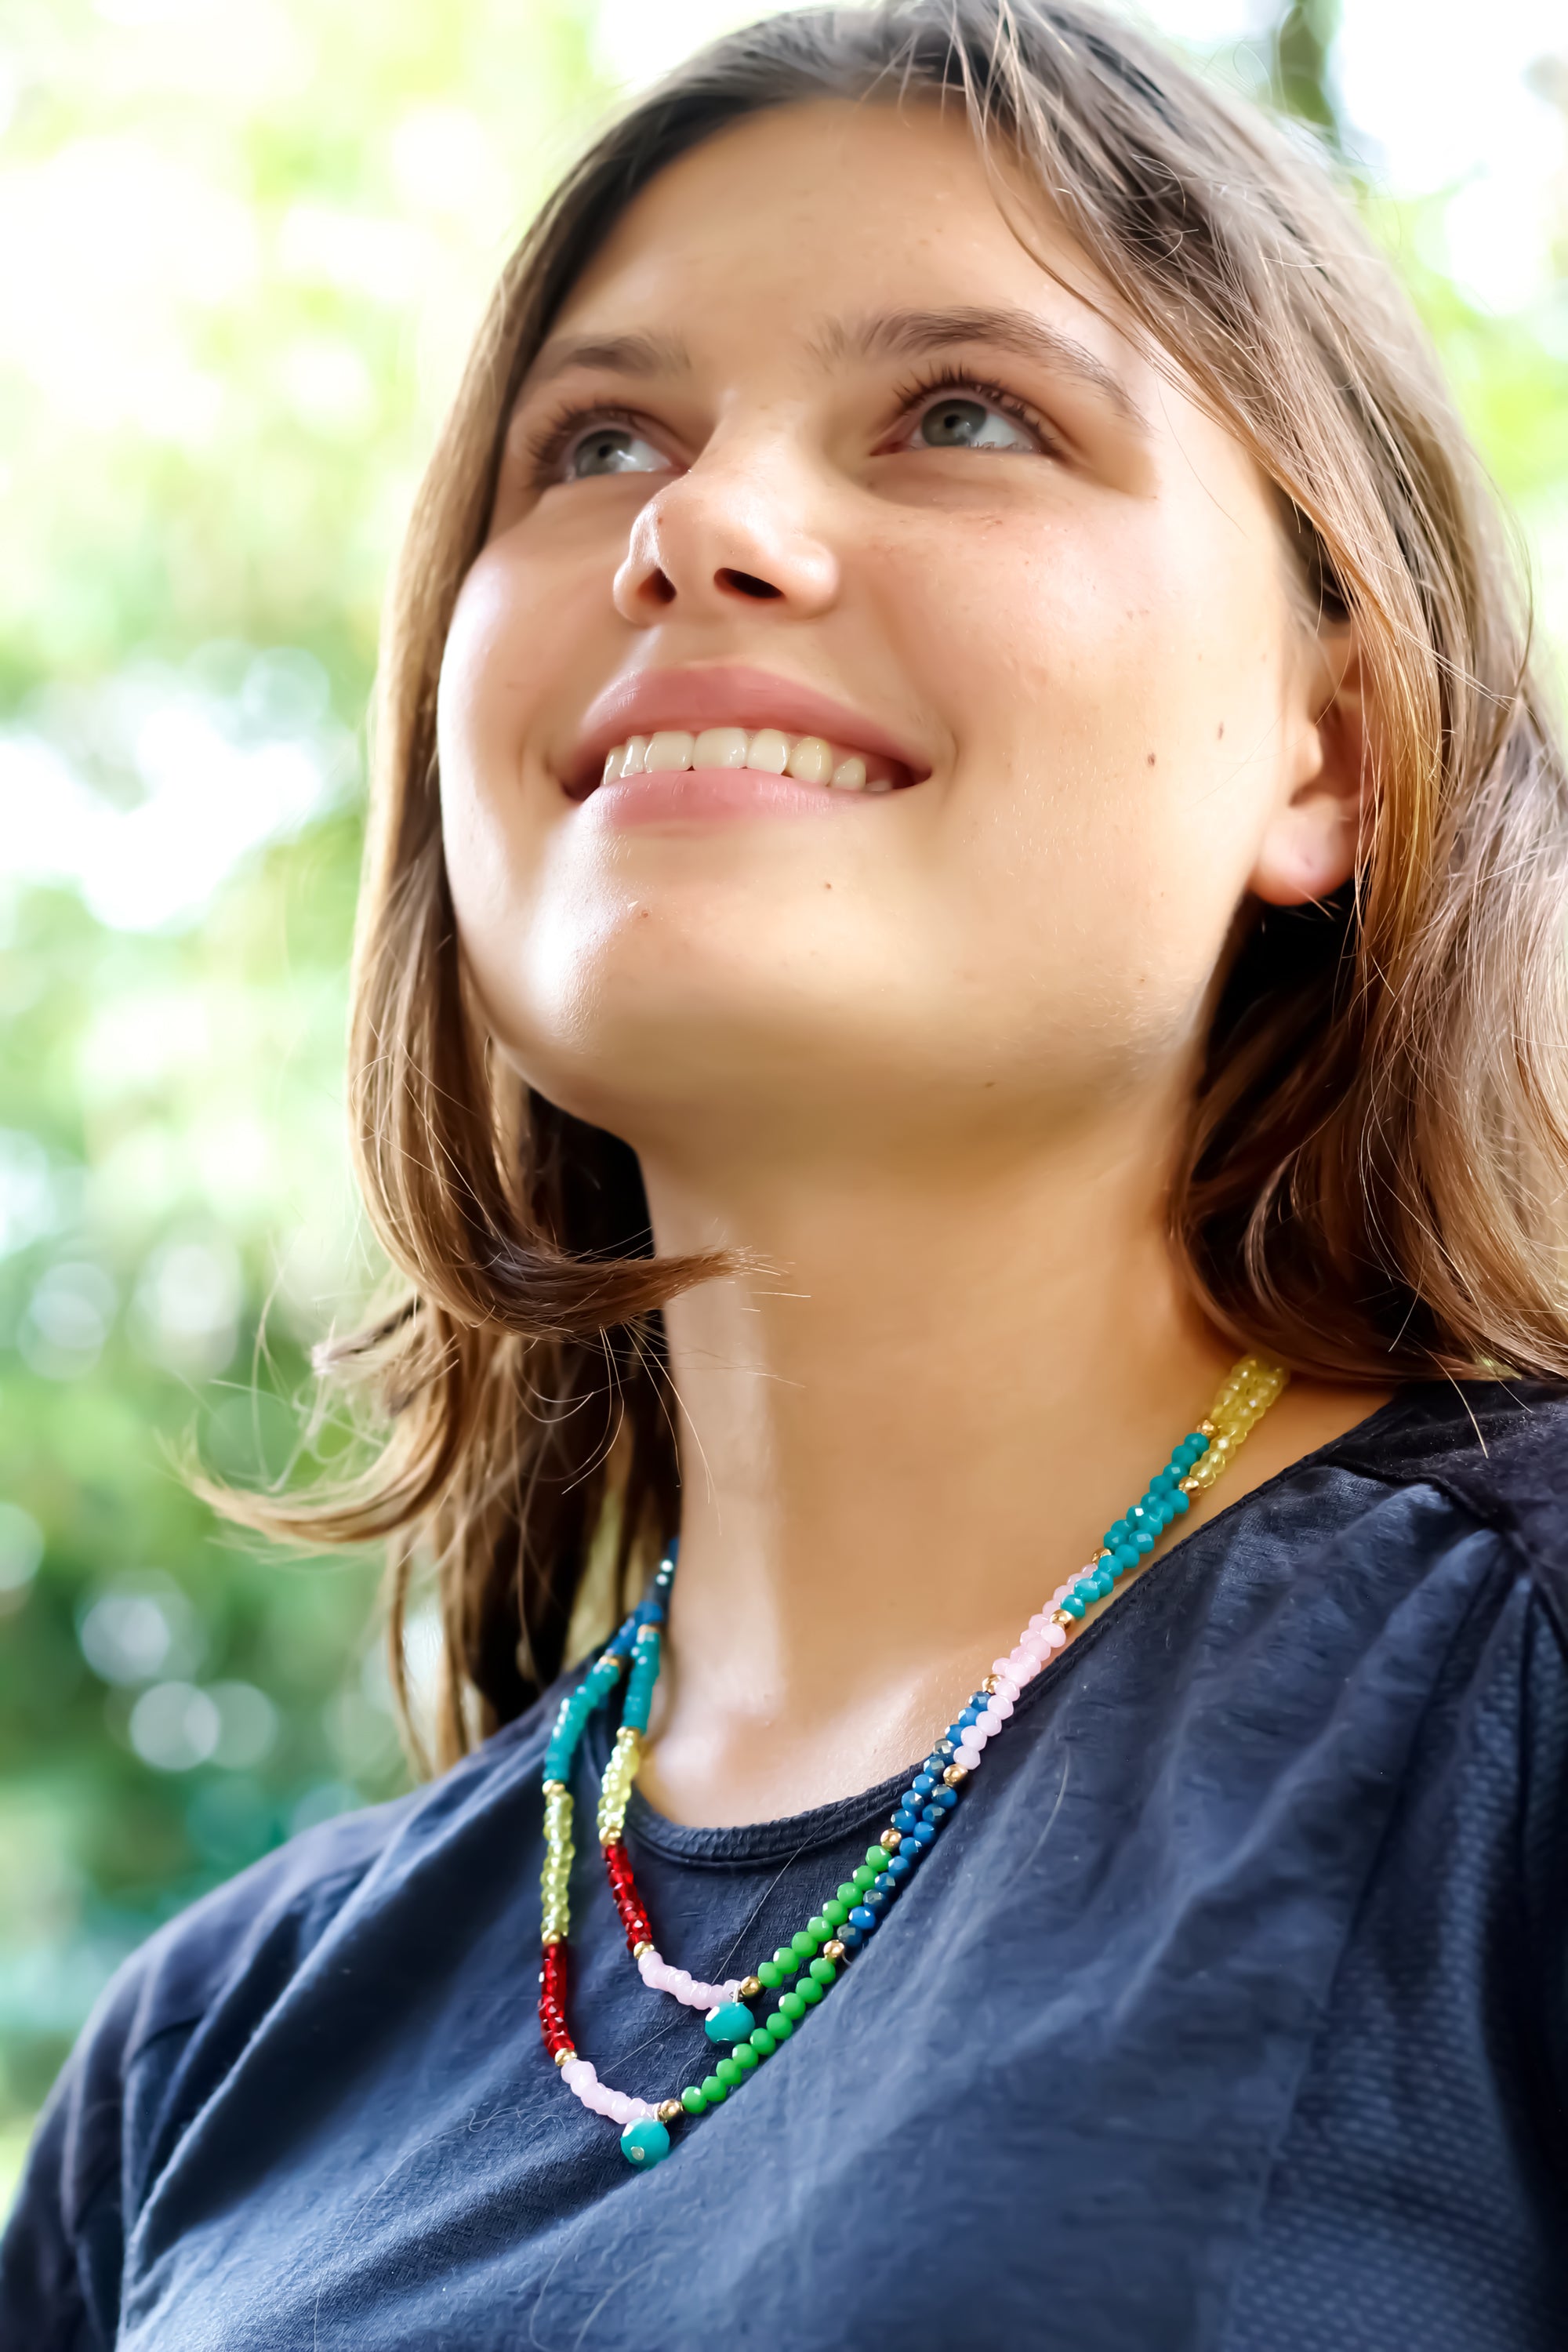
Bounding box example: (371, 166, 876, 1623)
(554, 2045, 574, 2067)
(943, 1763, 968, 1787)
(633, 1940, 655, 1958)
(1179, 1476, 1200, 1494)
(821, 1940, 846, 1963)
(1199, 1418, 1218, 1436)
(542, 1931, 563, 1946)
(879, 1828, 901, 1852)
(738, 1975, 763, 2002)
(542, 1780, 567, 1797)
(1051, 1609, 1073, 1629)
(979, 1674, 998, 1695)
(656, 2098, 684, 2126)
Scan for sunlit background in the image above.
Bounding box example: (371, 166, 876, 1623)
(2, 0, 1566, 2206)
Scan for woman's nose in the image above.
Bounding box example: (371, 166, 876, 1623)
(612, 444, 840, 626)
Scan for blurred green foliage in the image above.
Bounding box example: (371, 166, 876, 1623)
(1, 0, 1565, 2212)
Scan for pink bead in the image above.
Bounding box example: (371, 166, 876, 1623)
(1028, 1613, 1051, 1635)
(1022, 1634, 1049, 1662)
(974, 1708, 1000, 1737)
(954, 1741, 982, 1769)
(1047, 1622, 1067, 1649)
(992, 1657, 1018, 1679)
(993, 1678, 1020, 1704)
(1051, 1584, 1069, 1603)
(989, 1693, 1014, 1719)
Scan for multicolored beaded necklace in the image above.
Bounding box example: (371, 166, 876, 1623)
(538, 1352, 1287, 2171)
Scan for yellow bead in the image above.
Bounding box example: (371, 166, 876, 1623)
(656, 2098, 684, 2126)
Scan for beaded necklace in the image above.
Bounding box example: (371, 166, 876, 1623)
(538, 1353, 1287, 2170)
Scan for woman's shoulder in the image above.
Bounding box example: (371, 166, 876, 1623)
(1319, 1377, 1568, 1639)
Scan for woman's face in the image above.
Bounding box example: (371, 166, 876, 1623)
(438, 100, 1346, 1173)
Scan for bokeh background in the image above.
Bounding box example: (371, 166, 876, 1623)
(2, 0, 1566, 2205)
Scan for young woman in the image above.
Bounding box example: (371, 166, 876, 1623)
(7, 2, 1568, 2344)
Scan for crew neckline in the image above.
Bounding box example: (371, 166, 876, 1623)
(579, 1381, 1435, 1867)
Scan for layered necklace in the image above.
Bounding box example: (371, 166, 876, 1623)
(537, 1353, 1287, 2170)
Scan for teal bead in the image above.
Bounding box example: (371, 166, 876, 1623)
(705, 1999, 755, 2044)
(1173, 1490, 1191, 1513)
(1062, 1591, 1087, 1618)
(620, 2116, 670, 2169)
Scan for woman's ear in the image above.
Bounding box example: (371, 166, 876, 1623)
(1248, 618, 1367, 909)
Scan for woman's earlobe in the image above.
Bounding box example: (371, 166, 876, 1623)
(1249, 626, 1367, 909)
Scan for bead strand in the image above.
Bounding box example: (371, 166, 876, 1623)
(545, 1360, 1287, 2168)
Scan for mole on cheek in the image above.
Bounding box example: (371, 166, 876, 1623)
(1146, 753, 1156, 768)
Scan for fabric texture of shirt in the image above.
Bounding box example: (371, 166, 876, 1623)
(4, 1378, 1567, 2350)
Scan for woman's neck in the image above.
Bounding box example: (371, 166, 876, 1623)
(631, 1093, 1379, 1828)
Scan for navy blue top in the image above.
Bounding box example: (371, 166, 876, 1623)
(5, 1381, 1568, 2351)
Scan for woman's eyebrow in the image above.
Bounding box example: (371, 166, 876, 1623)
(818, 305, 1148, 430)
(522, 328, 693, 394)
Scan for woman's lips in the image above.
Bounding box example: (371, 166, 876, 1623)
(561, 664, 929, 804)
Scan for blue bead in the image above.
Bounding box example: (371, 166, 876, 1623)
(945, 1723, 969, 1747)
(956, 1708, 979, 1730)
(912, 1773, 936, 1798)
(848, 1904, 877, 1932)
(838, 1922, 864, 1949)
(887, 1852, 914, 1878)
(863, 1887, 890, 1914)
(704, 2000, 755, 2044)
(923, 1750, 953, 1777)
(873, 1871, 898, 1896)
(920, 1804, 943, 1828)
(900, 1785, 926, 1810)
(909, 1820, 938, 1846)
(891, 1809, 919, 1835)
(620, 2117, 670, 2169)
(926, 1785, 955, 1811)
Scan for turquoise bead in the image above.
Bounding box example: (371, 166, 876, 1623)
(705, 1999, 755, 2044)
(620, 2117, 670, 2169)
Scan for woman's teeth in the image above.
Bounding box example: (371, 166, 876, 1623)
(600, 728, 891, 793)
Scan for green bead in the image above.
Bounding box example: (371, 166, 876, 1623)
(757, 1960, 783, 1988)
(798, 1977, 824, 2005)
(716, 2058, 742, 2087)
(866, 1846, 887, 1870)
(851, 1866, 877, 1892)
(789, 1930, 818, 1959)
(681, 2085, 707, 2114)
(749, 2027, 775, 2056)
(765, 2010, 794, 2039)
(806, 1915, 831, 1940)
(772, 1947, 799, 1974)
(822, 1899, 849, 1926)
(731, 2042, 759, 2072)
(779, 1990, 807, 2020)
(701, 2074, 727, 2105)
(836, 1882, 858, 1904)
(808, 1956, 837, 1985)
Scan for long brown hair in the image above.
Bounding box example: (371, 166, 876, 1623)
(221, 0, 1568, 1766)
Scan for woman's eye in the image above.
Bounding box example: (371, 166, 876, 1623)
(564, 426, 669, 480)
(914, 396, 1038, 454)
